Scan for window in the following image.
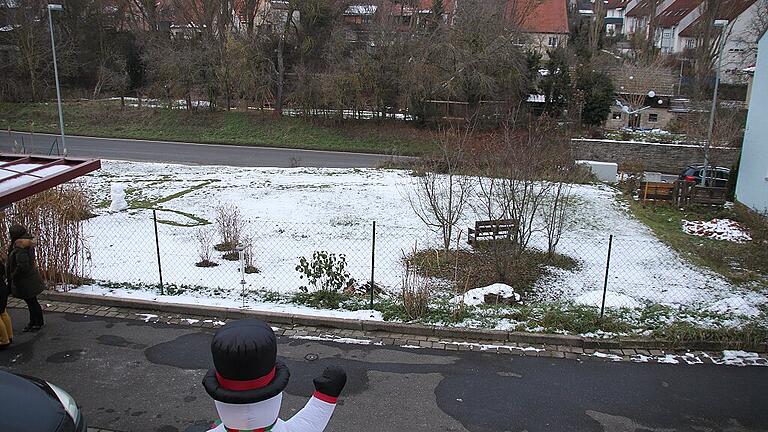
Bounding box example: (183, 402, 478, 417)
(612, 112, 622, 120)
(548, 36, 558, 47)
(648, 113, 659, 122)
(686, 39, 695, 49)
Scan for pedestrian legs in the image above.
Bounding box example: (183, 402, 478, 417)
(23, 297, 44, 330)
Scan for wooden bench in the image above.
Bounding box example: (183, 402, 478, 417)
(639, 181, 676, 202)
(468, 219, 515, 246)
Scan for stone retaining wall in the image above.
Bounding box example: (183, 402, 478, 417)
(570, 138, 741, 174)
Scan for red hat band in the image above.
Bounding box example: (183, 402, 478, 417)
(216, 367, 276, 391)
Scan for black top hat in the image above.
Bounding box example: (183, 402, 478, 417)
(203, 320, 290, 404)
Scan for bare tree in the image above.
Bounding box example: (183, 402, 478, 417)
(495, 115, 571, 255)
(407, 128, 473, 251)
(590, 0, 607, 55)
(542, 178, 573, 257)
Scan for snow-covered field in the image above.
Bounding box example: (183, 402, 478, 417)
(72, 160, 766, 326)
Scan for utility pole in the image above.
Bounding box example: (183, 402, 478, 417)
(47, 4, 67, 156)
(702, 20, 729, 187)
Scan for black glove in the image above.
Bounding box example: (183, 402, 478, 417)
(313, 366, 347, 398)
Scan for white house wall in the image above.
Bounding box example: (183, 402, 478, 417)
(622, 0, 642, 35)
(721, 1, 760, 84)
(735, 32, 768, 213)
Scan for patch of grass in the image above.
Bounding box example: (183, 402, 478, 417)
(257, 289, 284, 303)
(155, 209, 210, 227)
(627, 200, 768, 288)
(291, 291, 360, 310)
(501, 303, 634, 334)
(0, 101, 437, 156)
(222, 251, 240, 261)
(214, 242, 236, 252)
(154, 181, 218, 205)
(195, 260, 218, 268)
(407, 246, 578, 297)
(649, 320, 768, 348)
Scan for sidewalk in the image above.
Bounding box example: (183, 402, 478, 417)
(8, 296, 768, 366)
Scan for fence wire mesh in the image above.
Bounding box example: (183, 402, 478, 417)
(79, 210, 759, 327)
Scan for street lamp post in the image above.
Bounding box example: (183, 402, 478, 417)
(47, 4, 67, 156)
(702, 19, 729, 187)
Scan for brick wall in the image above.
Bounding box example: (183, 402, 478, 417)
(570, 138, 740, 174)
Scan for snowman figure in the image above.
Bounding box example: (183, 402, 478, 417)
(203, 320, 347, 432)
(109, 184, 128, 212)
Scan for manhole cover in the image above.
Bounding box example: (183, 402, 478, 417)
(305, 353, 319, 361)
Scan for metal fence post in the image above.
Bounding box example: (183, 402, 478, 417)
(370, 221, 376, 309)
(600, 234, 614, 321)
(153, 210, 164, 295)
(238, 244, 246, 308)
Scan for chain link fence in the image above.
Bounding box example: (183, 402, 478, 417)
(78, 210, 761, 328)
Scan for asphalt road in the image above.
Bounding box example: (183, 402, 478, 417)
(0, 132, 406, 168)
(1, 309, 767, 432)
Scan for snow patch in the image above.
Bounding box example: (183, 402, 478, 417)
(682, 219, 752, 243)
(455, 283, 520, 306)
(656, 354, 680, 364)
(291, 335, 383, 346)
(135, 313, 158, 322)
(591, 351, 623, 361)
(706, 297, 762, 318)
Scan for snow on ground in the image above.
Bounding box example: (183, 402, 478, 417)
(71, 160, 765, 326)
(682, 219, 752, 243)
(454, 284, 521, 306)
(73, 285, 383, 321)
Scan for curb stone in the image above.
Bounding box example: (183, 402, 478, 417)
(39, 291, 768, 353)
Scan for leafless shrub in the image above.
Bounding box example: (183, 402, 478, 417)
(195, 226, 217, 267)
(542, 181, 573, 257)
(496, 116, 568, 254)
(214, 203, 244, 251)
(0, 185, 91, 288)
(402, 243, 431, 320)
(407, 128, 474, 251)
(242, 234, 259, 274)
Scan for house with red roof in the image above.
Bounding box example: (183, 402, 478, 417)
(507, 0, 570, 51)
(342, 0, 569, 52)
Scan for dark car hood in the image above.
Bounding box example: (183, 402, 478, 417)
(0, 371, 69, 432)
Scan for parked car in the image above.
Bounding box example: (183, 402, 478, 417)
(679, 165, 731, 188)
(0, 370, 86, 432)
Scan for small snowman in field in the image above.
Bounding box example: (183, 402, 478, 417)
(109, 184, 128, 212)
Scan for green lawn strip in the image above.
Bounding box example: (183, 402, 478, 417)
(0, 101, 437, 156)
(627, 200, 768, 289)
(155, 209, 210, 227)
(125, 180, 215, 226)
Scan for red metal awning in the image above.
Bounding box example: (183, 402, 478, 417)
(0, 154, 101, 209)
